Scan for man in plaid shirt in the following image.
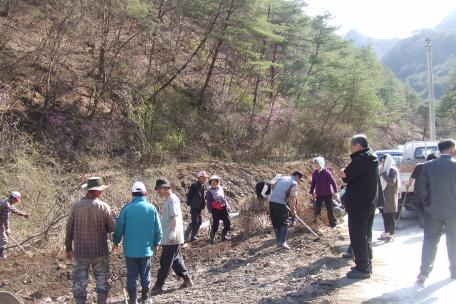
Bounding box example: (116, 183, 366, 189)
(0, 191, 30, 258)
(65, 177, 116, 304)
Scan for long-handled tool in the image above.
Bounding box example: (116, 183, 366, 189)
(8, 235, 33, 257)
(395, 190, 409, 229)
(286, 206, 320, 242)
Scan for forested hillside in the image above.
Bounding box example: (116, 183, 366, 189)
(344, 29, 398, 58)
(0, 0, 419, 164)
(346, 9, 456, 103)
(382, 29, 456, 99)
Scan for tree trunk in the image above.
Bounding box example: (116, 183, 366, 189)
(197, 0, 235, 108)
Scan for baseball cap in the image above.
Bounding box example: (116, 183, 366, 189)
(197, 171, 209, 178)
(292, 171, 305, 182)
(155, 179, 171, 190)
(131, 181, 147, 194)
(10, 191, 22, 202)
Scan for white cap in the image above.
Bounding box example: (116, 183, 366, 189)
(131, 181, 147, 194)
(209, 175, 220, 182)
(197, 171, 209, 178)
(10, 191, 22, 201)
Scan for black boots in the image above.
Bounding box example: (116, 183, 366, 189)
(277, 226, 290, 250)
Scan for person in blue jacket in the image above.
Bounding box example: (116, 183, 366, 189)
(113, 182, 163, 304)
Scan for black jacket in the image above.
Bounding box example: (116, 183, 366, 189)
(186, 181, 206, 210)
(343, 148, 381, 216)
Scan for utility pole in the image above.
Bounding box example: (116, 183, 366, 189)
(425, 37, 436, 140)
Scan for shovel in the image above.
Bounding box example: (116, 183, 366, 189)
(8, 235, 33, 257)
(395, 190, 409, 229)
(286, 206, 321, 242)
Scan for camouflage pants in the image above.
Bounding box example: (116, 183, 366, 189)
(72, 256, 110, 298)
(0, 226, 7, 249)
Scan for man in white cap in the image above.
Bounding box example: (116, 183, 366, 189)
(151, 179, 193, 294)
(0, 191, 30, 258)
(65, 177, 116, 304)
(112, 182, 163, 304)
(184, 171, 209, 241)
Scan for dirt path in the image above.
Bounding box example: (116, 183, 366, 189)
(334, 211, 456, 304)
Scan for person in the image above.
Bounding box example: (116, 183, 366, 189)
(408, 153, 437, 227)
(65, 177, 116, 304)
(112, 182, 163, 304)
(378, 154, 400, 242)
(255, 180, 272, 211)
(151, 179, 193, 294)
(0, 192, 30, 259)
(206, 175, 231, 244)
(184, 171, 209, 242)
(268, 171, 305, 250)
(309, 157, 338, 228)
(416, 139, 456, 284)
(342, 134, 380, 279)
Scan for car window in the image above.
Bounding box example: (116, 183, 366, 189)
(414, 147, 438, 160)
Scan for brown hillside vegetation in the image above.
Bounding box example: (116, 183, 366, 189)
(0, 0, 421, 162)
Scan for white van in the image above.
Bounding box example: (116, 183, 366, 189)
(399, 140, 439, 209)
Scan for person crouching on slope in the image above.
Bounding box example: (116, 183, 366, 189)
(206, 175, 231, 244)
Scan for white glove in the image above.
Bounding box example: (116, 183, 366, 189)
(6, 228, 11, 235)
(168, 231, 176, 242)
(208, 213, 212, 219)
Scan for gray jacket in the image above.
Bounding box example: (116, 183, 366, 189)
(419, 155, 456, 219)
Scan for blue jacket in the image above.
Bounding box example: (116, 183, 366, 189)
(269, 176, 298, 205)
(113, 196, 163, 258)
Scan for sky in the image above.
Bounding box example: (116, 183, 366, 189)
(305, 0, 456, 39)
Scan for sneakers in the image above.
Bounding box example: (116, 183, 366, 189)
(416, 273, 427, 285)
(377, 232, 388, 240)
(346, 269, 371, 279)
(378, 233, 393, 242)
(278, 242, 291, 250)
(180, 277, 194, 289)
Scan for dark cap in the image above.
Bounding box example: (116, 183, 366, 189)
(155, 179, 171, 190)
(292, 171, 305, 182)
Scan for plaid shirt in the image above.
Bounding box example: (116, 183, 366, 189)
(65, 197, 116, 258)
(0, 199, 26, 230)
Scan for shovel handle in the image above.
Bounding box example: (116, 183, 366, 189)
(8, 235, 33, 257)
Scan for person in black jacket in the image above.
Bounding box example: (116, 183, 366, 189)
(342, 134, 381, 279)
(184, 171, 209, 242)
